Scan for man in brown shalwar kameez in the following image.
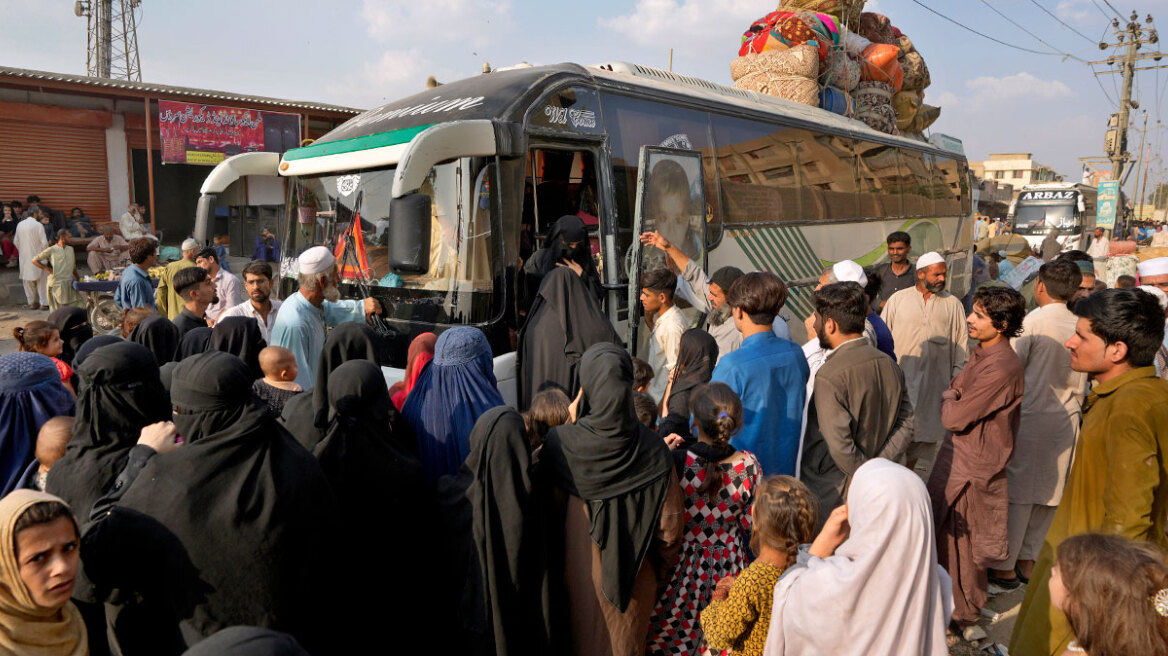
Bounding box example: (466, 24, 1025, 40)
(927, 286, 1027, 639)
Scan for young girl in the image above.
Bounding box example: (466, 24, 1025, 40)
(13, 321, 74, 394)
(647, 382, 763, 656)
(1049, 533, 1168, 656)
(699, 476, 818, 656)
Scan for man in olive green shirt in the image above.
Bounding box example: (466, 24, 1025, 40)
(155, 238, 198, 319)
(1011, 288, 1168, 656)
(33, 229, 83, 311)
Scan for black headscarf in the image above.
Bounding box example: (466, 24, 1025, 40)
(208, 317, 265, 380)
(436, 407, 551, 654)
(129, 316, 180, 365)
(47, 306, 92, 366)
(181, 627, 308, 656)
(85, 351, 341, 653)
(518, 266, 620, 409)
(523, 215, 603, 302)
(658, 329, 719, 438)
(73, 335, 121, 369)
(278, 322, 382, 451)
(541, 343, 674, 612)
(46, 342, 168, 603)
(177, 327, 212, 361)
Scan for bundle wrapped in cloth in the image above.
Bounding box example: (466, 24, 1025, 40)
(823, 50, 861, 91)
(738, 10, 841, 64)
(854, 81, 898, 134)
(778, 0, 865, 30)
(732, 44, 820, 106)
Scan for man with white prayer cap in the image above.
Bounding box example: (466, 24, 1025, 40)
(269, 246, 382, 388)
(880, 251, 969, 479)
(1138, 283, 1168, 380)
(1138, 257, 1168, 295)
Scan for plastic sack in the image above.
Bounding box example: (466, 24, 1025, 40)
(844, 31, 871, 57)
(893, 90, 920, 130)
(859, 43, 903, 91)
(819, 86, 854, 115)
(906, 103, 940, 133)
(731, 44, 819, 81)
(824, 51, 861, 90)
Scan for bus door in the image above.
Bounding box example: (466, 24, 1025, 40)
(626, 145, 710, 357)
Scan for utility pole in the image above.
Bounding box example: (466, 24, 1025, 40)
(1092, 11, 1164, 185)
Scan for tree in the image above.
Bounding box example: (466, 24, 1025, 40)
(1150, 182, 1168, 209)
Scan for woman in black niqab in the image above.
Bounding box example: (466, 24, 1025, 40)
(518, 266, 619, 408)
(657, 328, 719, 439)
(177, 327, 212, 361)
(72, 334, 121, 369)
(208, 317, 265, 380)
(82, 351, 341, 654)
(523, 215, 603, 304)
(278, 322, 389, 451)
(47, 306, 92, 366)
(129, 315, 179, 365)
(541, 342, 675, 613)
(436, 406, 551, 655)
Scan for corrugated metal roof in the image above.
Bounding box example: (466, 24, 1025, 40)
(0, 66, 364, 115)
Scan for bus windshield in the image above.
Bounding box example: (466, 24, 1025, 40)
(284, 158, 498, 324)
(1013, 202, 1077, 235)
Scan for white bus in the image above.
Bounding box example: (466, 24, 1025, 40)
(195, 62, 974, 395)
(1008, 182, 1097, 253)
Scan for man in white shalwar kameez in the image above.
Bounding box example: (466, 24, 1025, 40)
(13, 212, 49, 309)
(881, 252, 969, 479)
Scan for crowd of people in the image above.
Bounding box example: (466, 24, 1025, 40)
(0, 216, 1166, 656)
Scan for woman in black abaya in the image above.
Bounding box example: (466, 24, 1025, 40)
(437, 406, 552, 655)
(657, 328, 718, 440)
(523, 215, 602, 305)
(81, 351, 341, 655)
(47, 306, 92, 367)
(517, 266, 619, 409)
(541, 343, 684, 656)
(208, 317, 266, 380)
(129, 315, 179, 365)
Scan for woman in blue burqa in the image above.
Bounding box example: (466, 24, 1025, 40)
(0, 352, 75, 495)
(403, 327, 505, 485)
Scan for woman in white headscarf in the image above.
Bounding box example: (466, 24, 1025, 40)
(763, 458, 953, 656)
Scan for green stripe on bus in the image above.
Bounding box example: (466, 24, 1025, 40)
(282, 124, 435, 161)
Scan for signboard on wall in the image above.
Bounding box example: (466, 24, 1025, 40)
(1096, 180, 1120, 229)
(157, 100, 301, 165)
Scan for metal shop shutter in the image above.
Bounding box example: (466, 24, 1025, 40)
(0, 120, 111, 222)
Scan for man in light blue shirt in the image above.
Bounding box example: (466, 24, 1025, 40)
(711, 271, 809, 476)
(270, 246, 381, 389)
(114, 238, 158, 311)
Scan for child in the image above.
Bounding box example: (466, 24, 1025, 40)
(1049, 533, 1168, 656)
(632, 391, 659, 431)
(699, 475, 819, 656)
(27, 416, 73, 491)
(13, 321, 74, 394)
(632, 356, 655, 394)
(646, 382, 763, 656)
(521, 387, 569, 452)
(252, 346, 302, 416)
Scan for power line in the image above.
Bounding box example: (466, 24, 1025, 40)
(910, 0, 1076, 57)
(1100, 0, 1125, 20)
(978, 0, 1088, 62)
(1029, 0, 1098, 44)
(1089, 0, 1117, 22)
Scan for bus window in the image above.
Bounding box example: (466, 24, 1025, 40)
(891, 148, 934, 217)
(601, 92, 712, 281)
(856, 141, 902, 218)
(931, 154, 962, 216)
(711, 115, 816, 223)
(809, 134, 859, 221)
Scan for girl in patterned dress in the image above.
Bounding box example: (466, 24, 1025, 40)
(699, 476, 818, 656)
(646, 382, 761, 655)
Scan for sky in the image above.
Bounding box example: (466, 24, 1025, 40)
(2, 0, 1168, 198)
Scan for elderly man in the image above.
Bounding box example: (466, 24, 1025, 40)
(14, 210, 49, 310)
(118, 202, 151, 241)
(881, 251, 969, 479)
(155, 238, 199, 319)
(1138, 257, 1168, 377)
(269, 246, 382, 388)
(86, 224, 130, 273)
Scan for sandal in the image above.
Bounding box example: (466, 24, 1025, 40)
(1015, 564, 1030, 584)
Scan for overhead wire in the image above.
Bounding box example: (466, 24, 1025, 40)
(909, 0, 1076, 57)
(1029, 0, 1098, 44)
(977, 0, 1088, 62)
(1100, 0, 1125, 20)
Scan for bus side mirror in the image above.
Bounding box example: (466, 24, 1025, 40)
(389, 193, 431, 273)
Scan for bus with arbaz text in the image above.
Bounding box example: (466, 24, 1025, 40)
(195, 61, 974, 403)
(1008, 182, 1097, 254)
